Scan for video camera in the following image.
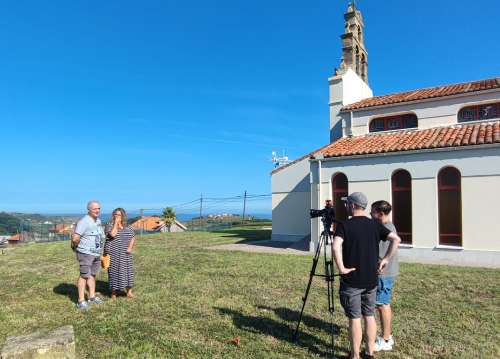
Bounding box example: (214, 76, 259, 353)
(310, 200, 335, 234)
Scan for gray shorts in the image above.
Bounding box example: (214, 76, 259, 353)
(76, 252, 100, 278)
(339, 282, 377, 319)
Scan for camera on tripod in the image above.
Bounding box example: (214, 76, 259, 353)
(295, 198, 340, 354)
(310, 199, 335, 235)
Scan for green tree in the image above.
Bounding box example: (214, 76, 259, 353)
(0, 213, 21, 235)
(161, 207, 176, 232)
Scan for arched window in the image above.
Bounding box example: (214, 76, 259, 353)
(369, 113, 418, 132)
(332, 173, 348, 222)
(458, 102, 500, 122)
(391, 170, 412, 244)
(438, 167, 462, 246)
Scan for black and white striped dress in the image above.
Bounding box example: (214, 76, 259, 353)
(105, 225, 135, 291)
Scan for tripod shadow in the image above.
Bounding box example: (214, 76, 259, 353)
(257, 305, 341, 335)
(215, 306, 348, 357)
(53, 280, 110, 303)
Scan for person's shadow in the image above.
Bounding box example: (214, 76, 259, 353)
(53, 280, 110, 303)
(215, 306, 348, 358)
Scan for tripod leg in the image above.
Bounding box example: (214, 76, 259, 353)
(293, 233, 324, 341)
(325, 233, 336, 358)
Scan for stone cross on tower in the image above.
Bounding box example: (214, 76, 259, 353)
(335, 1, 368, 83)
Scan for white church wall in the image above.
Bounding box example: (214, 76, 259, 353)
(462, 175, 500, 251)
(311, 146, 500, 255)
(271, 158, 311, 242)
(342, 68, 373, 105)
(412, 177, 439, 248)
(349, 90, 500, 136)
(329, 68, 373, 142)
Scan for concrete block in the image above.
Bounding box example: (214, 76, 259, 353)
(1, 325, 75, 359)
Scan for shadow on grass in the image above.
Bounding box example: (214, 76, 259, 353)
(53, 280, 110, 303)
(211, 228, 272, 242)
(216, 306, 348, 358)
(257, 305, 342, 335)
(210, 228, 310, 252)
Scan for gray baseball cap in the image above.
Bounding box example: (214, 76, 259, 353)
(341, 192, 368, 209)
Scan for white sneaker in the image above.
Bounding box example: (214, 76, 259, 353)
(374, 335, 394, 351)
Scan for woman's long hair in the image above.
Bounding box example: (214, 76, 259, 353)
(111, 208, 128, 227)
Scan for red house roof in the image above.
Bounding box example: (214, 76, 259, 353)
(9, 234, 21, 241)
(271, 121, 500, 174)
(130, 216, 161, 232)
(342, 77, 500, 111)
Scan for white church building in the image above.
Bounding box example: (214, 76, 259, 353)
(271, 2, 500, 267)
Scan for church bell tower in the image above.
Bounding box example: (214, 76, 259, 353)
(335, 1, 368, 83)
(329, 1, 373, 142)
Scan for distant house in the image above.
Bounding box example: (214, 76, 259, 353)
(49, 224, 74, 235)
(130, 216, 162, 232)
(8, 233, 22, 244)
(129, 216, 187, 233)
(156, 220, 187, 233)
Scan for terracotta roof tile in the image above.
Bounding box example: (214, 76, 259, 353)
(130, 216, 161, 231)
(342, 78, 500, 111)
(272, 121, 500, 174)
(315, 121, 500, 158)
(9, 234, 21, 241)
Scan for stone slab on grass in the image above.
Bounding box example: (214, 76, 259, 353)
(1, 325, 75, 359)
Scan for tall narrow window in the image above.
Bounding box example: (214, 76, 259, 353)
(391, 170, 412, 244)
(332, 173, 348, 222)
(438, 167, 462, 246)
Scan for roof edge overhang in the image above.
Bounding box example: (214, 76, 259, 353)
(309, 142, 500, 163)
(341, 87, 500, 113)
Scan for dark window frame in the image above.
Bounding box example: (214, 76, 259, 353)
(437, 167, 462, 246)
(391, 169, 412, 245)
(332, 173, 348, 224)
(369, 113, 418, 133)
(458, 102, 500, 123)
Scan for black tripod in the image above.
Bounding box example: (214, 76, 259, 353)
(293, 222, 340, 358)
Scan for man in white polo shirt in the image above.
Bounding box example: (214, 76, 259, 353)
(71, 200, 105, 310)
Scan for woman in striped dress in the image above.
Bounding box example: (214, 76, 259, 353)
(105, 208, 136, 299)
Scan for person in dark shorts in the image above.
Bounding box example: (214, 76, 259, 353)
(370, 200, 399, 352)
(71, 200, 105, 310)
(332, 192, 401, 359)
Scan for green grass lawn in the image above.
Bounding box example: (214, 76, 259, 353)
(1, 227, 499, 358)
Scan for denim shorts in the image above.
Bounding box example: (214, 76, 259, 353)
(376, 277, 394, 305)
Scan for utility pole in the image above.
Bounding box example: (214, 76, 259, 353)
(199, 194, 203, 229)
(242, 190, 247, 223)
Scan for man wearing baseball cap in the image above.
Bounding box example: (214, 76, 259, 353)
(332, 192, 401, 359)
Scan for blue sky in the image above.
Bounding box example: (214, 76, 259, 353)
(1, 0, 499, 214)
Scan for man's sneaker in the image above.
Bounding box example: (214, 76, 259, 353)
(76, 300, 89, 311)
(88, 296, 104, 305)
(386, 335, 395, 346)
(374, 335, 394, 352)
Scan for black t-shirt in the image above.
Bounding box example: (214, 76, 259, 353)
(334, 216, 391, 289)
